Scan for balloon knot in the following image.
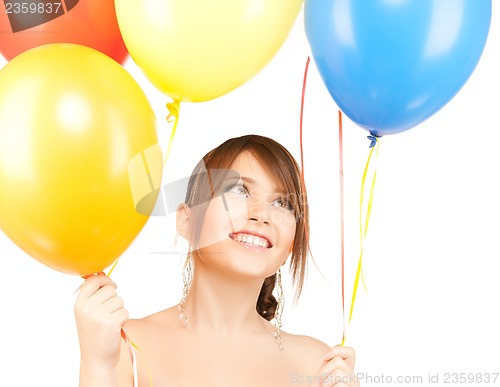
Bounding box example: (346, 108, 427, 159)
(367, 135, 379, 148)
(166, 101, 180, 123)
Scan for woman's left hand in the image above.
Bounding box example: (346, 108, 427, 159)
(314, 345, 360, 386)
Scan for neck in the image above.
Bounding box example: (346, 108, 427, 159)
(180, 256, 266, 337)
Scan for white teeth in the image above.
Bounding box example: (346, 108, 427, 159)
(231, 233, 269, 248)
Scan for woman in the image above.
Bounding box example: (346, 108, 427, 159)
(75, 135, 360, 386)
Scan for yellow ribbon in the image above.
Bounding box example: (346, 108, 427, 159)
(105, 260, 119, 277)
(164, 101, 181, 167)
(343, 137, 380, 345)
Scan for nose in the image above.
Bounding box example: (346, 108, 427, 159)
(247, 197, 269, 224)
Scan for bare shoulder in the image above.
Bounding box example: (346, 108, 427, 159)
(122, 306, 178, 342)
(283, 331, 332, 371)
(118, 307, 180, 386)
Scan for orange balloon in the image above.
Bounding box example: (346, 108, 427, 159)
(0, 0, 128, 63)
(0, 44, 162, 276)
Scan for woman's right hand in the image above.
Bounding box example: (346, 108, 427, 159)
(74, 272, 129, 370)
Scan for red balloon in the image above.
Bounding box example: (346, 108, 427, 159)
(0, 0, 128, 63)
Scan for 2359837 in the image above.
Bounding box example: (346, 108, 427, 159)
(5, 1, 62, 14)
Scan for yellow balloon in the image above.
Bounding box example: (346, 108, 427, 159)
(0, 44, 162, 276)
(115, 0, 303, 102)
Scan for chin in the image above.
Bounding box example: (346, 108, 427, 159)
(196, 242, 282, 280)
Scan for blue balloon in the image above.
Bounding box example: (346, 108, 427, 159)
(305, 0, 492, 136)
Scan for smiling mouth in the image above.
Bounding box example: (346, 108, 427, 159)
(229, 232, 272, 248)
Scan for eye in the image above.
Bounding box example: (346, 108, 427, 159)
(226, 181, 249, 197)
(272, 196, 293, 211)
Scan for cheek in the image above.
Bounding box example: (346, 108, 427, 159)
(277, 217, 297, 253)
(268, 209, 297, 244)
(283, 223, 297, 248)
(220, 194, 249, 230)
(196, 196, 245, 249)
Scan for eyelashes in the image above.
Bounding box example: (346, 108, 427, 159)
(272, 196, 293, 212)
(224, 180, 294, 212)
(224, 179, 249, 196)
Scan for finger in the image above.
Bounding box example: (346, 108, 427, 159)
(316, 355, 359, 386)
(85, 284, 119, 306)
(81, 271, 105, 280)
(112, 308, 129, 328)
(102, 295, 125, 313)
(317, 356, 347, 378)
(323, 368, 358, 387)
(330, 369, 353, 386)
(74, 272, 107, 294)
(78, 273, 117, 299)
(75, 284, 117, 314)
(321, 345, 355, 361)
(322, 345, 356, 367)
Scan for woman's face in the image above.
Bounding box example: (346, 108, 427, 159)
(191, 151, 297, 279)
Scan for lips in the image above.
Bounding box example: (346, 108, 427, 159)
(229, 231, 273, 248)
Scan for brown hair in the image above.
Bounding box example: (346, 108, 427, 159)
(184, 134, 309, 321)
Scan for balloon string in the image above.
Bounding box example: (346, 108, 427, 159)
(299, 56, 327, 292)
(106, 260, 119, 277)
(112, 268, 153, 386)
(299, 59, 309, 258)
(300, 57, 310, 177)
(348, 137, 380, 325)
(104, 269, 152, 385)
(164, 101, 181, 167)
(121, 328, 154, 387)
(299, 57, 310, 247)
(339, 111, 346, 346)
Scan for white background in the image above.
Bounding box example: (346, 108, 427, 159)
(1, 4, 499, 387)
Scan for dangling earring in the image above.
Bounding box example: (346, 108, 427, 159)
(178, 253, 193, 327)
(273, 268, 284, 350)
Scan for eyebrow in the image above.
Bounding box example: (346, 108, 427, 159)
(240, 176, 285, 196)
(240, 176, 256, 185)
